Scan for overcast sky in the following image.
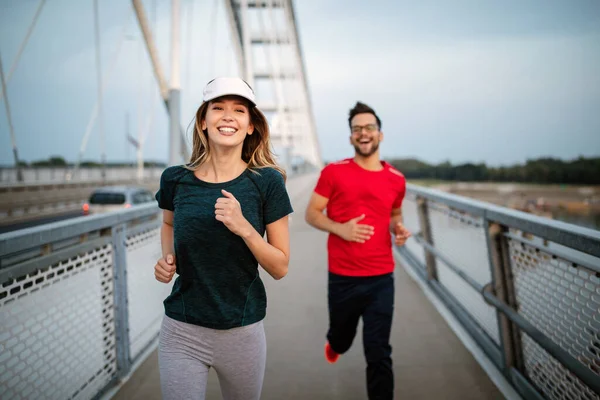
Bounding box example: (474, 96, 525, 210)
(1, 0, 599, 167)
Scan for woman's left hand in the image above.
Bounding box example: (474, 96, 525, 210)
(215, 189, 253, 238)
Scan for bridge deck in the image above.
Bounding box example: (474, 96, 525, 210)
(112, 174, 505, 400)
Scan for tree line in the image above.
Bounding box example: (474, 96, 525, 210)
(385, 156, 600, 184)
(13, 156, 166, 168)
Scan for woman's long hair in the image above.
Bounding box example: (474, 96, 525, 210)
(186, 98, 286, 181)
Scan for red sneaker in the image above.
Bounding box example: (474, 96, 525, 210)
(324, 342, 340, 364)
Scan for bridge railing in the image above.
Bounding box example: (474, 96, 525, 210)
(0, 179, 160, 227)
(399, 184, 600, 400)
(0, 167, 164, 185)
(0, 203, 170, 400)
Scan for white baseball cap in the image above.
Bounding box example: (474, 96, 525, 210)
(202, 77, 256, 106)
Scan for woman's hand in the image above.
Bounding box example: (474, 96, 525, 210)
(215, 189, 253, 238)
(155, 253, 176, 283)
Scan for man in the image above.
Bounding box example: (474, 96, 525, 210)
(305, 101, 410, 399)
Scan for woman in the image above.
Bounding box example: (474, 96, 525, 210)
(154, 76, 293, 400)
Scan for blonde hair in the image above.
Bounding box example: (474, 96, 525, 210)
(186, 97, 286, 181)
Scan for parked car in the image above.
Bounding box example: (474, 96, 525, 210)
(83, 186, 155, 215)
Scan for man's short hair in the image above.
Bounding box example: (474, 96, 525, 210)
(348, 102, 381, 130)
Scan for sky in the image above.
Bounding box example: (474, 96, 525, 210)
(0, 0, 599, 167)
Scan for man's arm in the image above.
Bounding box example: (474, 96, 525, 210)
(305, 192, 374, 243)
(305, 192, 341, 235)
(390, 207, 403, 232)
(390, 207, 411, 246)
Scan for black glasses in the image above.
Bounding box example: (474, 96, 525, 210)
(351, 124, 378, 134)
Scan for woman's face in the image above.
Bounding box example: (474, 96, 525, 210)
(201, 96, 254, 149)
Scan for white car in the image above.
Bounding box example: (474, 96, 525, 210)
(83, 186, 155, 215)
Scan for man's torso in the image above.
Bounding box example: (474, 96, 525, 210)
(316, 159, 406, 276)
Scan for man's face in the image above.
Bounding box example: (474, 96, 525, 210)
(350, 113, 382, 157)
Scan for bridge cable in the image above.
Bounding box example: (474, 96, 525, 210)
(71, 9, 132, 180)
(0, 0, 46, 105)
(202, 0, 219, 80)
(136, 0, 161, 180)
(93, 0, 107, 180)
(139, 0, 158, 163)
(139, 0, 158, 165)
(0, 52, 23, 181)
(136, 36, 145, 181)
(131, 0, 159, 175)
(183, 0, 194, 108)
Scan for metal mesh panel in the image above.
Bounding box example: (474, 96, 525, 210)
(510, 238, 600, 399)
(0, 245, 117, 400)
(126, 227, 174, 360)
(428, 201, 501, 344)
(522, 332, 599, 400)
(401, 193, 427, 270)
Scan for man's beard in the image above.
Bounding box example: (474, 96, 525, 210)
(353, 141, 379, 157)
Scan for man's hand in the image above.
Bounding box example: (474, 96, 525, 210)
(215, 189, 253, 238)
(394, 222, 411, 246)
(336, 214, 375, 243)
(155, 254, 176, 283)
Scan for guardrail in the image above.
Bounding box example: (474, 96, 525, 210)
(0, 167, 163, 185)
(398, 183, 600, 400)
(0, 203, 169, 399)
(0, 179, 159, 226)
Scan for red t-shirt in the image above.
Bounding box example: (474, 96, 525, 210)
(314, 158, 406, 277)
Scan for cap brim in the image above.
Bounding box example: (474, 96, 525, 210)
(204, 93, 256, 106)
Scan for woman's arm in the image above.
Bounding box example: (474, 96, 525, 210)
(155, 210, 177, 283)
(161, 210, 175, 257)
(241, 216, 290, 280)
(215, 189, 290, 280)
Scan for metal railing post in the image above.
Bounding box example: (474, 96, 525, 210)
(416, 197, 438, 281)
(486, 222, 524, 373)
(112, 223, 131, 379)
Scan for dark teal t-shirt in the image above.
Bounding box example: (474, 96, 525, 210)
(155, 165, 293, 329)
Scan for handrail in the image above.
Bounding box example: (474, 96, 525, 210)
(407, 183, 600, 258)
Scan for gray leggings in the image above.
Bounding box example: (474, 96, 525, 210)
(158, 315, 266, 400)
